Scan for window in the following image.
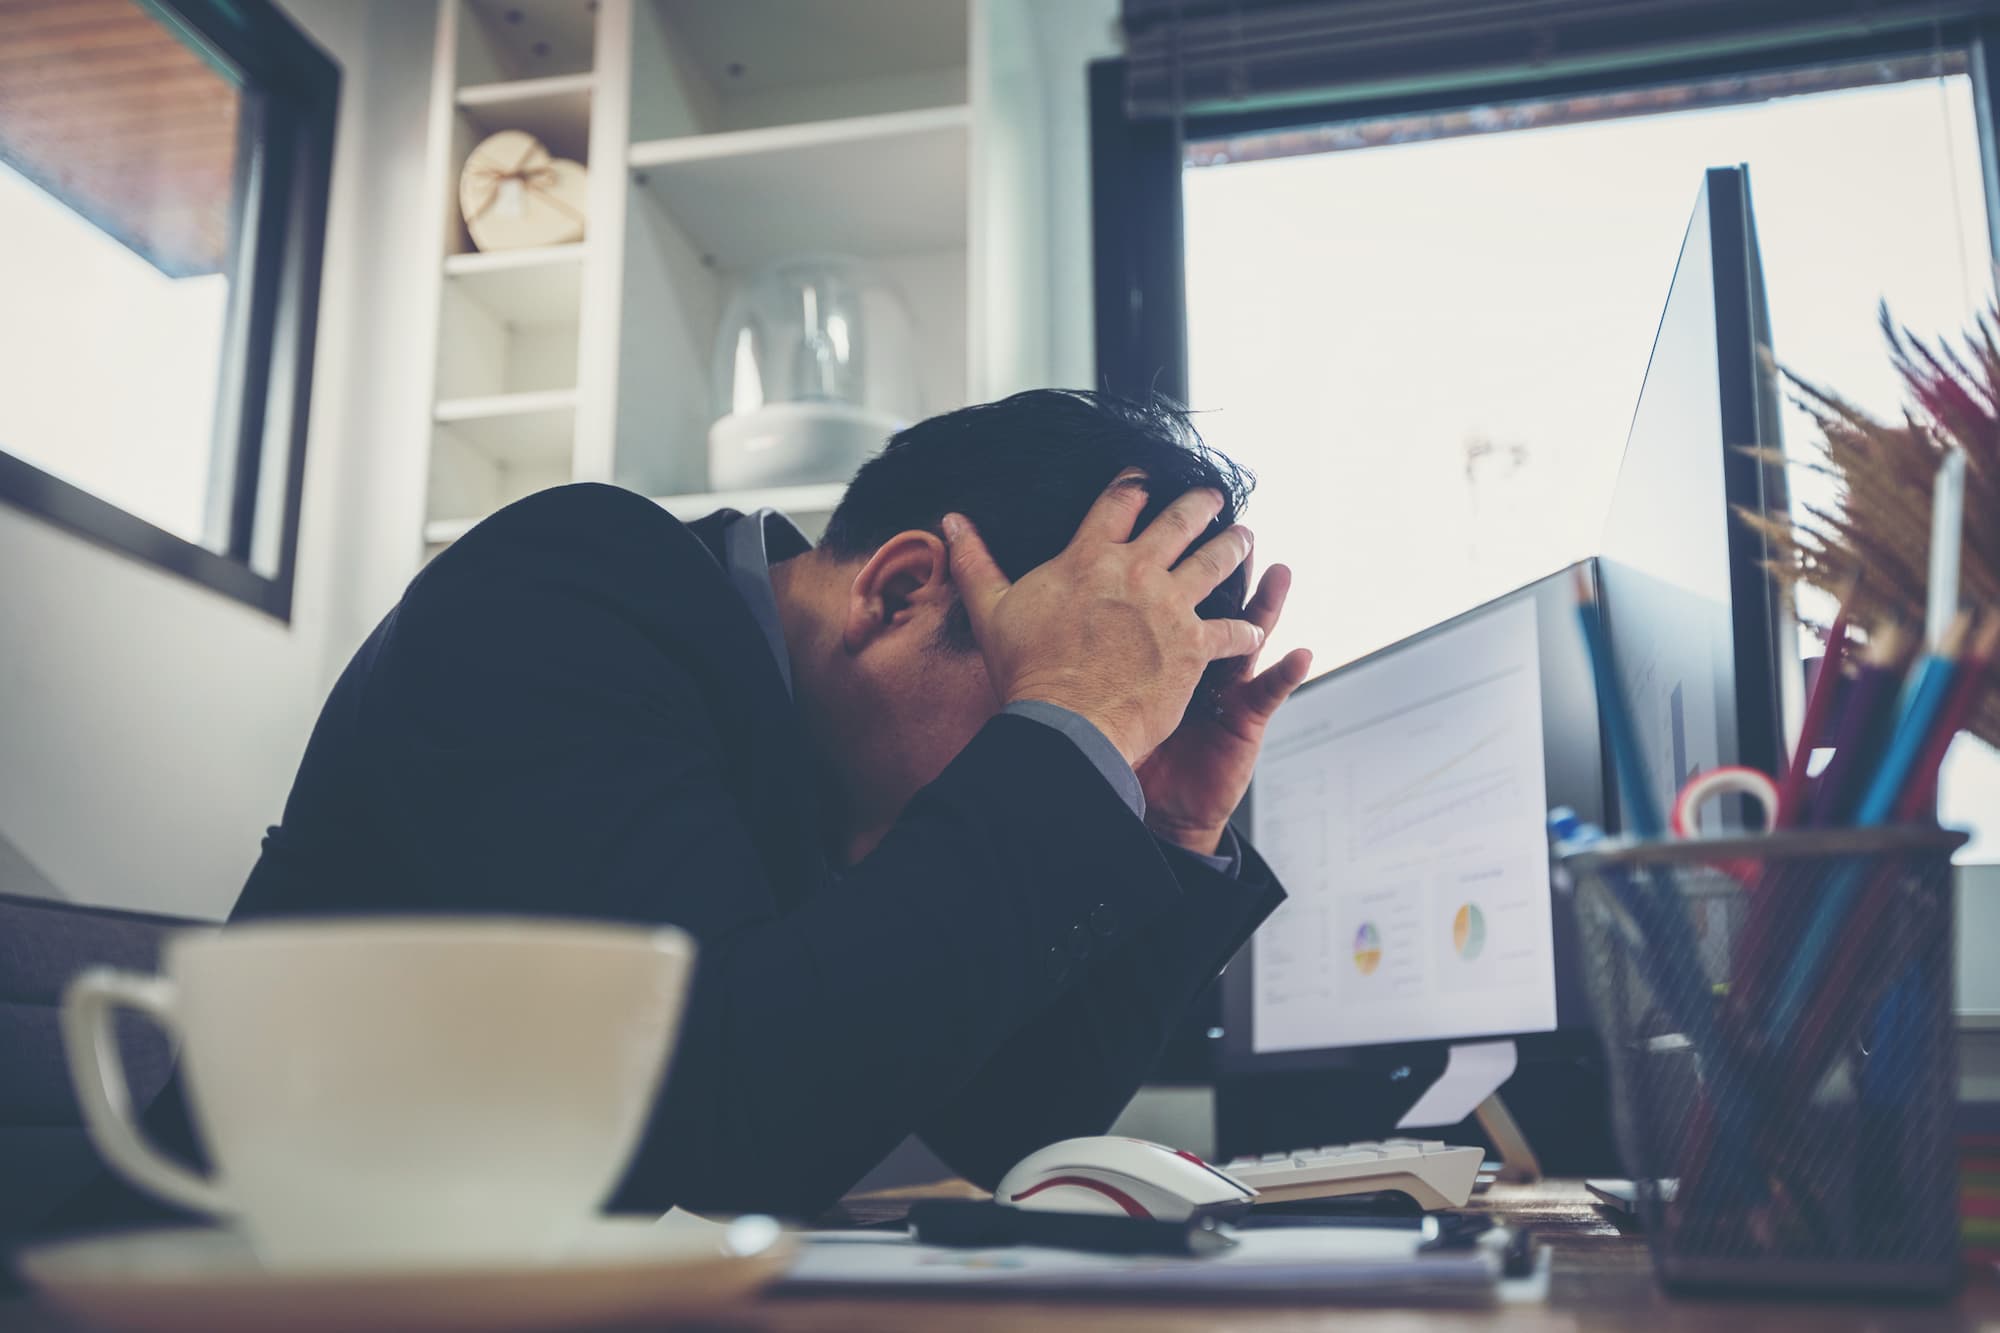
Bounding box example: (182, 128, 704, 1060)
(1182, 55, 1987, 669)
(0, 0, 339, 619)
(1097, 23, 2000, 856)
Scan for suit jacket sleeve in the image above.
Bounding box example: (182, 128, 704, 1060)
(914, 843, 1280, 1190)
(359, 503, 1259, 1220)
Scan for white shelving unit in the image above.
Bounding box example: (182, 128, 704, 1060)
(627, 106, 970, 269)
(434, 387, 579, 447)
(442, 243, 586, 322)
(430, 481, 847, 549)
(417, 1, 600, 548)
(415, 0, 1049, 554)
(457, 72, 596, 161)
(654, 481, 847, 523)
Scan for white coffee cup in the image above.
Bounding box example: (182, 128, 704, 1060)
(62, 918, 695, 1270)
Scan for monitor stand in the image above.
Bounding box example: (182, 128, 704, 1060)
(1476, 1092, 1543, 1183)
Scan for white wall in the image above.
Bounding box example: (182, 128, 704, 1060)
(314, 1, 441, 671)
(0, 0, 435, 919)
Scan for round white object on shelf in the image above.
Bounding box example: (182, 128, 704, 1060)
(708, 401, 900, 491)
(459, 130, 587, 253)
(704, 256, 916, 490)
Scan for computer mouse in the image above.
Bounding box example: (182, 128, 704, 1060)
(993, 1136, 1255, 1221)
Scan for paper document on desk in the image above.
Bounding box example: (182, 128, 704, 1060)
(780, 1228, 1500, 1304)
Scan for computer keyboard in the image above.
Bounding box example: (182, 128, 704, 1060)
(1220, 1139, 1485, 1211)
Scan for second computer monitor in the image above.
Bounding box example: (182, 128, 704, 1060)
(1221, 564, 1604, 1072)
(1597, 164, 1796, 826)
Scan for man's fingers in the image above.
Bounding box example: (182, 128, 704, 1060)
(1242, 563, 1293, 637)
(1201, 617, 1265, 662)
(1071, 469, 1152, 546)
(1173, 524, 1254, 600)
(1132, 487, 1225, 564)
(1223, 562, 1291, 677)
(1243, 648, 1314, 720)
(940, 514, 1009, 635)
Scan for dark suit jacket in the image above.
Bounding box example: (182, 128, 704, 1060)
(162, 484, 1286, 1220)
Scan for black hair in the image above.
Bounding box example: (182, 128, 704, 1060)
(820, 388, 1255, 668)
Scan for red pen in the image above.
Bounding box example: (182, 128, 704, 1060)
(1735, 625, 1908, 1016)
(1775, 586, 1856, 828)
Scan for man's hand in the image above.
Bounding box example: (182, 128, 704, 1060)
(941, 473, 1265, 769)
(1135, 564, 1313, 856)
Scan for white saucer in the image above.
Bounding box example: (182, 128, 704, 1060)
(16, 1211, 795, 1333)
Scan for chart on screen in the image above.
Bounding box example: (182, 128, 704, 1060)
(1452, 904, 1486, 960)
(1352, 922, 1383, 974)
(1249, 596, 1558, 1052)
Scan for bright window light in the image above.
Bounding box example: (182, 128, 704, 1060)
(0, 161, 229, 545)
(1185, 63, 1998, 857)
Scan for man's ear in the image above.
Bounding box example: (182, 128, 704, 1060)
(842, 530, 952, 653)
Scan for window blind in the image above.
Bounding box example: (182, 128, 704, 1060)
(1121, 0, 2000, 118)
(0, 0, 243, 277)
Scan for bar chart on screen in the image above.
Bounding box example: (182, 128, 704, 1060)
(1250, 598, 1559, 1052)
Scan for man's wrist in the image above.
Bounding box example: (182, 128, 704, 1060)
(1004, 690, 1143, 767)
(1002, 700, 1146, 822)
(1144, 813, 1228, 858)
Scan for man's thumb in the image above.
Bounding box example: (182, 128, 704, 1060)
(941, 514, 1007, 624)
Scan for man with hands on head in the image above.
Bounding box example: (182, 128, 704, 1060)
(944, 471, 1308, 864)
(65, 390, 1312, 1230)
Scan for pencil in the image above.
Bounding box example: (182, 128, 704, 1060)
(1894, 611, 1999, 822)
(1571, 568, 1740, 1108)
(1927, 448, 1967, 649)
(1769, 614, 1972, 1040)
(1775, 584, 1857, 828)
(1573, 566, 1663, 838)
(1853, 612, 1972, 826)
(1803, 625, 1912, 828)
(1739, 593, 1858, 1006)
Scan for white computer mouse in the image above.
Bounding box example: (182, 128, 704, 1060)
(992, 1136, 1256, 1221)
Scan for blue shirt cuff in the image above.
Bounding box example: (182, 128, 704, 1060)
(1003, 700, 1145, 820)
(1001, 701, 1242, 881)
(1203, 826, 1244, 878)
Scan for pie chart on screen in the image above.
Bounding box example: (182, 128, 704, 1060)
(1352, 922, 1382, 975)
(1453, 903, 1486, 960)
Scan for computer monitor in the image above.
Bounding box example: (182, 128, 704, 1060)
(1219, 565, 1606, 1083)
(1596, 165, 1797, 828)
(1210, 170, 1793, 1166)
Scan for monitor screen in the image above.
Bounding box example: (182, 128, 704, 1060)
(1238, 577, 1578, 1059)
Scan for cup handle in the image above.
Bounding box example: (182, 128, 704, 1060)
(61, 968, 232, 1219)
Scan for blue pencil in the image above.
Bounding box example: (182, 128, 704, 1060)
(1571, 570, 1717, 1046)
(1572, 568, 1664, 838)
(1853, 640, 1965, 825)
(1801, 627, 1909, 828)
(1572, 572, 1773, 1221)
(1766, 616, 1969, 1040)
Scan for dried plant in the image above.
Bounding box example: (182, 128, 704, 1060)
(1740, 302, 1998, 749)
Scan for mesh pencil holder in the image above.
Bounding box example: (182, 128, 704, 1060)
(1562, 827, 1966, 1297)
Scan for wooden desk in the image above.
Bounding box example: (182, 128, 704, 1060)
(772, 1178, 2000, 1333)
(4, 1180, 1996, 1331)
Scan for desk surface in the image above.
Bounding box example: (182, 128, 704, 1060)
(4, 1179, 1996, 1331)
